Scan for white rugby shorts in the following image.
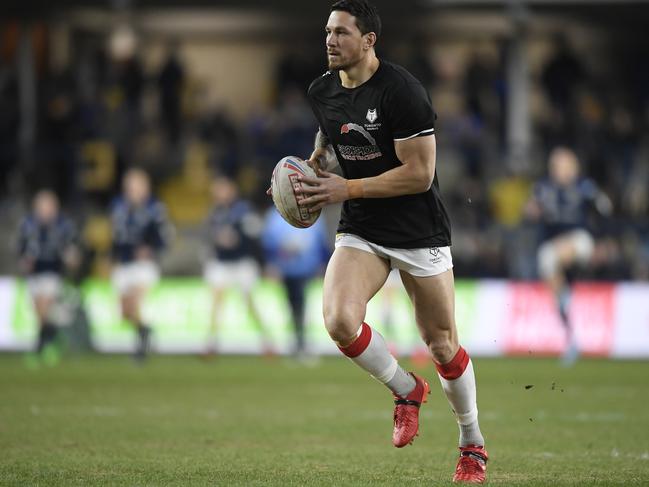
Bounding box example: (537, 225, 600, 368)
(112, 260, 160, 295)
(27, 273, 63, 299)
(335, 233, 453, 277)
(204, 258, 259, 294)
(537, 228, 595, 279)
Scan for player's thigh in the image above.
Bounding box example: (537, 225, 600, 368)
(554, 236, 579, 266)
(119, 291, 137, 317)
(557, 230, 594, 267)
(399, 268, 458, 359)
(120, 286, 147, 318)
(32, 294, 54, 320)
(323, 246, 390, 341)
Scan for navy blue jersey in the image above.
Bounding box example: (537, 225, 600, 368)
(533, 177, 598, 240)
(110, 197, 169, 263)
(17, 215, 76, 275)
(207, 200, 261, 262)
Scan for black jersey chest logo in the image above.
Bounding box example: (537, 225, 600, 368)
(366, 108, 378, 123)
(337, 122, 383, 161)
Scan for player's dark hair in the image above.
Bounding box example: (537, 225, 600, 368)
(331, 0, 382, 40)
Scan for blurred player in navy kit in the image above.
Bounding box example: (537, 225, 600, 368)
(110, 168, 170, 362)
(18, 190, 78, 363)
(526, 147, 612, 366)
(288, 1, 488, 482)
(203, 175, 273, 356)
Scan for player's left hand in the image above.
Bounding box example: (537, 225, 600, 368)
(296, 171, 349, 212)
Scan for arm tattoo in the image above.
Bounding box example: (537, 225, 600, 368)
(313, 129, 338, 171)
(315, 129, 331, 149)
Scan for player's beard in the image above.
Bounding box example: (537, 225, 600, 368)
(327, 48, 362, 71)
(327, 56, 346, 71)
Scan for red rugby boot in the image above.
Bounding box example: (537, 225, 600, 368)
(392, 373, 430, 448)
(453, 445, 488, 484)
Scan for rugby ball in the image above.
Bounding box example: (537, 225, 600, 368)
(271, 156, 321, 228)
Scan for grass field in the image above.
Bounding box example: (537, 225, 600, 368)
(1, 354, 648, 486)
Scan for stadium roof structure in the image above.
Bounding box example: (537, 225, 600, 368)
(2, 0, 649, 33)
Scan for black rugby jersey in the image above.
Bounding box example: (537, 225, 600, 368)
(307, 59, 451, 249)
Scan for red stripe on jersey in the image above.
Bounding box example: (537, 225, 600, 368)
(435, 346, 470, 380)
(339, 322, 372, 358)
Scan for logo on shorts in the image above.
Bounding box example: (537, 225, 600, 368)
(430, 247, 439, 257)
(429, 247, 442, 264)
(366, 108, 378, 123)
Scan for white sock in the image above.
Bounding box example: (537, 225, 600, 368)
(339, 322, 415, 397)
(436, 347, 485, 447)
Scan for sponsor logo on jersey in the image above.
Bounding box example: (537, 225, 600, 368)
(366, 108, 378, 123)
(338, 123, 382, 161)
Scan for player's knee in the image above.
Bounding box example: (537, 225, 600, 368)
(323, 304, 363, 344)
(423, 334, 457, 364)
(122, 307, 135, 322)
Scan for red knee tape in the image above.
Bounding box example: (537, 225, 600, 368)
(435, 346, 469, 380)
(338, 322, 372, 358)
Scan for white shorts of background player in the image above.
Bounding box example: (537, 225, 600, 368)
(537, 228, 595, 280)
(203, 258, 260, 294)
(112, 260, 160, 295)
(27, 272, 63, 299)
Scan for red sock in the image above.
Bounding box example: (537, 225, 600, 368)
(435, 346, 470, 380)
(338, 322, 372, 358)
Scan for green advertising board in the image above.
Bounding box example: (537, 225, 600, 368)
(5, 277, 479, 354)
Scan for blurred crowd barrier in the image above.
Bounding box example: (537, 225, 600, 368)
(1, 276, 648, 358)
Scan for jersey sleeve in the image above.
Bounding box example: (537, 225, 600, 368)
(307, 76, 329, 138)
(579, 179, 598, 201)
(386, 80, 436, 141)
(146, 201, 171, 250)
(62, 218, 77, 248)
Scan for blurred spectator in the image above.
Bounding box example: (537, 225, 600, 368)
(37, 67, 79, 205)
(200, 107, 240, 178)
(262, 209, 330, 358)
(404, 37, 437, 89)
(0, 62, 19, 196)
(158, 41, 185, 145)
(18, 190, 79, 365)
(249, 86, 317, 183)
(541, 35, 584, 117)
(202, 175, 272, 356)
(275, 47, 323, 95)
